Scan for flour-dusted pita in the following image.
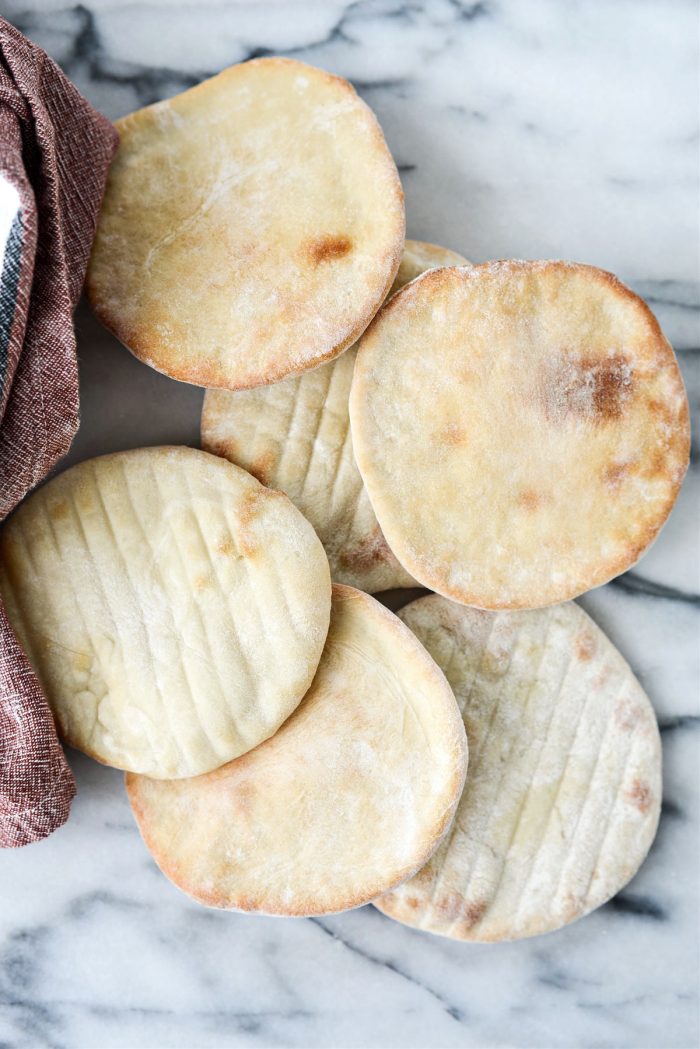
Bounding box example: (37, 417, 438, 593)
(0, 447, 331, 779)
(127, 585, 467, 915)
(201, 240, 469, 592)
(375, 595, 662, 941)
(86, 58, 405, 391)
(350, 261, 690, 609)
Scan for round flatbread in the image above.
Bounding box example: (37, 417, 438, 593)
(126, 584, 468, 915)
(0, 447, 331, 779)
(201, 240, 469, 592)
(350, 261, 690, 609)
(375, 595, 662, 942)
(86, 57, 405, 391)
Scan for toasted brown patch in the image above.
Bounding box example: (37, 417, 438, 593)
(306, 234, 353, 265)
(543, 353, 634, 424)
(194, 573, 211, 590)
(216, 538, 236, 557)
(436, 892, 487, 928)
(339, 526, 395, 573)
(203, 437, 236, 462)
(576, 631, 596, 661)
(411, 865, 438, 891)
(625, 779, 652, 813)
(72, 651, 91, 673)
(248, 450, 276, 487)
(517, 488, 543, 511)
(648, 397, 675, 425)
(615, 698, 642, 732)
(235, 488, 269, 557)
(438, 423, 467, 446)
(644, 449, 667, 479)
(232, 779, 256, 814)
(50, 500, 69, 520)
(563, 890, 585, 924)
(604, 462, 632, 489)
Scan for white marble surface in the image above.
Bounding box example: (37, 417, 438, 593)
(1, 2, 699, 1047)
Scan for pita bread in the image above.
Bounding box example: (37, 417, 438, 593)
(86, 57, 405, 391)
(201, 240, 469, 592)
(126, 584, 468, 916)
(0, 447, 331, 779)
(375, 595, 662, 942)
(350, 261, 690, 609)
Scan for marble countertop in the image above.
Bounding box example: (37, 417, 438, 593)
(1, 2, 698, 1047)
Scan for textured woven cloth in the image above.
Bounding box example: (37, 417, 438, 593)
(0, 19, 117, 847)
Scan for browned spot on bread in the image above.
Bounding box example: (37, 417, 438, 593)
(563, 891, 584, 923)
(575, 631, 596, 661)
(604, 462, 632, 489)
(644, 449, 667, 479)
(615, 698, 642, 732)
(50, 500, 69, 520)
(217, 538, 236, 557)
(647, 397, 675, 426)
(436, 893, 487, 927)
(625, 779, 652, 813)
(542, 354, 634, 424)
(339, 526, 394, 572)
(306, 234, 353, 265)
(517, 488, 543, 511)
(410, 865, 437, 892)
(235, 487, 270, 557)
(588, 356, 633, 418)
(233, 779, 256, 814)
(72, 651, 91, 673)
(406, 896, 421, 910)
(248, 450, 277, 487)
(194, 573, 211, 590)
(202, 437, 235, 462)
(438, 423, 467, 446)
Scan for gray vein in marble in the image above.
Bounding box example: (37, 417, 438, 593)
(309, 916, 467, 1024)
(611, 573, 700, 606)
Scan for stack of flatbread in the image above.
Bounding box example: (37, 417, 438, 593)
(0, 58, 689, 941)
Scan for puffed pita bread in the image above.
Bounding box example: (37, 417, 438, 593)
(86, 57, 405, 391)
(126, 584, 468, 916)
(375, 595, 661, 942)
(201, 240, 469, 592)
(0, 447, 331, 779)
(350, 261, 690, 609)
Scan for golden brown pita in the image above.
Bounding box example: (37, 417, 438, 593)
(350, 261, 689, 609)
(201, 240, 469, 591)
(87, 58, 405, 390)
(376, 595, 662, 941)
(127, 585, 468, 915)
(0, 447, 331, 778)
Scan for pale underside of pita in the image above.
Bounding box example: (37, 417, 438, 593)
(126, 584, 468, 916)
(349, 260, 690, 610)
(0, 447, 331, 779)
(86, 57, 405, 391)
(201, 240, 469, 592)
(375, 595, 661, 942)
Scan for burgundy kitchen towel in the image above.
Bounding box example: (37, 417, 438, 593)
(0, 19, 117, 846)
